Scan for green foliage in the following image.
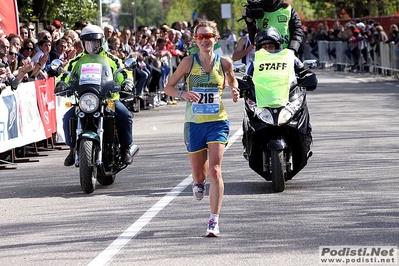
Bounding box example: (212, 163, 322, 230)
(18, 0, 99, 29)
(165, 0, 198, 25)
(119, 0, 165, 29)
(47, 0, 99, 29)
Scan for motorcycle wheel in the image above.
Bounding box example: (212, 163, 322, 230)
(79, 139, 97, 194)
(270, 150, 286, 192)
(97, 174, 115, 186)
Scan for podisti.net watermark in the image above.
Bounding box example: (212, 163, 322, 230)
(319, 246, 397, 265)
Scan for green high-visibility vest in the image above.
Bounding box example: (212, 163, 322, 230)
(252, 49, 296, 108)
(255, 6, 291, 49)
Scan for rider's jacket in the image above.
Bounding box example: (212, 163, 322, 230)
(57, 49, 133, 101)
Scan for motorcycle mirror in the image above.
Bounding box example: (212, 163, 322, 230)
(50, 59, 63, 72)
(303, 60, 318, 69)
(124, 57, 137, 71)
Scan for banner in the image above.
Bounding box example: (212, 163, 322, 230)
(0, 83, 47, 153)
(35, 78, 57, 139)
(0, 0, 19, 36)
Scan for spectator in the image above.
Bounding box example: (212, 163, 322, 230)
(386, 24, 399, 44)
(225, 28, 237, 54)
(49, 38, 69, 75)
(19, 26, 29, 42)
(147, 37, 168, 104)
(310, 23, 328, 59)
(7, 45, 32, 82)
(108, 36, 125, 59)
(73, 38, 84, 55)
(73, 20, 88, 31)
(103, 24, 114, 51)
(63, 30, 79, 47)
(374, 25, 388, 43)
(47, 25, 61, 42)
(26, 22, 38, 43)
(7, 34, 22, 54)
(151, 27, 161, 40)
(137, 25, 149, 36)
(61, 35, 77, 62)
(0, 37, 31, 89)
(30, 38, 52, 79)
(36, 30, 52, 52)
(120, 27, 133, 57)
(18, 39, 35, 68)
(51, 20, 63, 39)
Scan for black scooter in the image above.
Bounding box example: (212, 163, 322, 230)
(236, 59, 317, 192)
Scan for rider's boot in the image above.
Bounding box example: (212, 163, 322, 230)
(64, 148, 75, 166)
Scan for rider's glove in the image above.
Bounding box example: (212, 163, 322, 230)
(122, 82, 134, 93)
(54, 81, 68, 94)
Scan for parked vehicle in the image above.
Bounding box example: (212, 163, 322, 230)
(52, 55, 139, 194)
(236, 58, 317, 192)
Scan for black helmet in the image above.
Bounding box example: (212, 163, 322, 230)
(254, 27, 282, 51)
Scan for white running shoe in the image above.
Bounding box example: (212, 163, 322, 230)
(206, 219, 220, 237)
(192, 182, 206, 201)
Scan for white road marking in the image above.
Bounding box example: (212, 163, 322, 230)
(87, 128, 243, 266)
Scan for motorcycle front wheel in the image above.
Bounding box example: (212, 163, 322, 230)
(270, 150, 286, 192)
(79, 139, 97, 194)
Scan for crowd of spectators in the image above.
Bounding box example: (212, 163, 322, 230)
(303, 19, 399, 72)
(0, 19, 200, 107)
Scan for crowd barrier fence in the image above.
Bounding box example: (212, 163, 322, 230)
(312, 40, 399, 75)
(3, 39, 397, 167)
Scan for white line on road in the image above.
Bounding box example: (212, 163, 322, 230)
(87, 127, 243, 266)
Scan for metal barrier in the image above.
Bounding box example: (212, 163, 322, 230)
(315, 40, 399, 75)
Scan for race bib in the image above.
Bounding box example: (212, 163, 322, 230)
(191, 87, 220, 115)
(79, 63, 102, 85)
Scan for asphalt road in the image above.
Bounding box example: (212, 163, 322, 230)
(1, 70, 398, 266)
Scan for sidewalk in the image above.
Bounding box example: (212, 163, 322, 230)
(314, 68, 399, 83)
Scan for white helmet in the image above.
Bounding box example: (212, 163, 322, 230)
(81, 25, 104, 54)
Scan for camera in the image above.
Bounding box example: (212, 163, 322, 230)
(246, 0, 265, 19)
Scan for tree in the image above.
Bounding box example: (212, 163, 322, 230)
(17, 0, 99, 29)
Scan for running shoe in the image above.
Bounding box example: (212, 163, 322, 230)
(206, 219, 220, 237)
(192, 182, 206, 201)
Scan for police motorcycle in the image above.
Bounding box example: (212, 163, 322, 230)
(237, 28, 317, 192)
(52, 54, 139, 194)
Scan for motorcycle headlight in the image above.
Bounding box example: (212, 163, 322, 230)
(255, 107, 274, 124)
(278, 93, 305, 125)
(79, 92, 99, 113)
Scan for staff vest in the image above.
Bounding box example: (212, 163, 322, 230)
(252, 49, 296, 108)
(255, 6, 292, 49)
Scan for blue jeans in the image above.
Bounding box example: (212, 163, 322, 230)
(63, 100, 132, 149)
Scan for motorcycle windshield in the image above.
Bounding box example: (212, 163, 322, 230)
(252, 49, 296, 108)
(71, 54, 116, 96)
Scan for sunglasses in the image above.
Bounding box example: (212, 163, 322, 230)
(25, 47, 33, 51)
(195, 33, 216, 40)
(29, 28, 35, 31)
(8, 52, 17, 56)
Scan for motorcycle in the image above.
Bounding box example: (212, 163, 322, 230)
(52, 54, 139, 194)
(236, 58, 318, 192)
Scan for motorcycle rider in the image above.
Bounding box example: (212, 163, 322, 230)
(56, 24, 136, 166)
(242, 0, 303, 54)
(243, 27, 312, 157)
